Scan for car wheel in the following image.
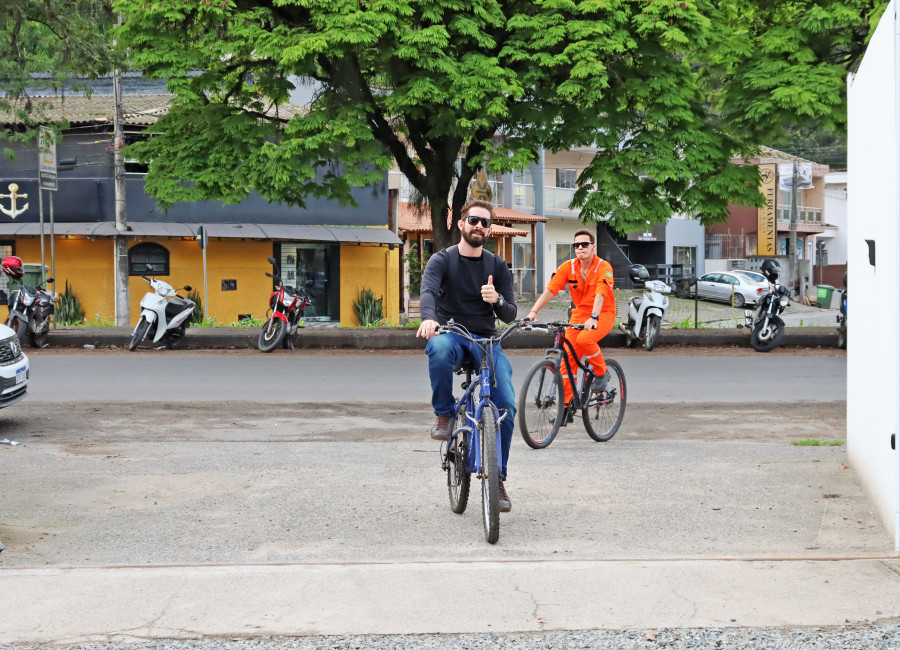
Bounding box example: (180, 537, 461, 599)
(733, 293, 745, 308)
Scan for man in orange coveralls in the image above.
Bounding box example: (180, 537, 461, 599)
(526, 228, 615, 409)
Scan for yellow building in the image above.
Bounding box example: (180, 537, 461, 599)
(3, 224, 400, 327)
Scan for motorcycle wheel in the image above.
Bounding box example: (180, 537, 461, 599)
(7, 315, 25, 341)
(164, 329, 185, 350)
(643, 315, 661, 351)
(30, 324, 49, 348)
(750, 320, 784, 352)
(128, 318, 151, 352)
(258, 318, 286, 353)
(837, 326, 846, 350)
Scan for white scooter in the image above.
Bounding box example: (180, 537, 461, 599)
(128, 265, 196, 351)
(618, 264, 670, 351)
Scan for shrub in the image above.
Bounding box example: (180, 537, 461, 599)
(353, 288, 384, 326)
(56, 280, 85, 326)
(402, 248, 431, 295)
(187, 289, 204, 325)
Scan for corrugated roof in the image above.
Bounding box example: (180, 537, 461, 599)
(0, 222, 401, 244)
(0, 94, 307, 127)
(398, 201, 538, 236)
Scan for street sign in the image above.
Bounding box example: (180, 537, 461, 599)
(38, 128, 57, 191)
(471, 170, 493, 201)
(197, 225, 208, 249)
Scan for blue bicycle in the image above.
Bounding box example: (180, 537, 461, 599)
(438, 320, 525, 544)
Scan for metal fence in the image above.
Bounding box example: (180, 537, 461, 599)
(705, 233, 745, 259)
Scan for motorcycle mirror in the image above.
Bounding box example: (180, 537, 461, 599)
(183, 285, 192, 291)
(267, 256, 277, 266)
(45, 277, 54, 283)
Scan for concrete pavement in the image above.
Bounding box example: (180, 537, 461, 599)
(4, 558, 900, 643)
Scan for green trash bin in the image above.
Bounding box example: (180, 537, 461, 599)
(816, 284, 835, 309)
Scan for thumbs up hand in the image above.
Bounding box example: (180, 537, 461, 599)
(481, 274, 500, 304)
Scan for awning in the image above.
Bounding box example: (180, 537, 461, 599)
(0, 222, 402, 245)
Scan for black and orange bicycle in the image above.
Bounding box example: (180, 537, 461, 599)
(517, 321, 626, 449)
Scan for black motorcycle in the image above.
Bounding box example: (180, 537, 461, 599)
(7, 276, 55, 348)
(742, 259, 788, 352)
(837, 272, 847, 350)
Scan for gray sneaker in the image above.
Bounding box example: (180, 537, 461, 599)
(592, 371, 610, 392)
(430, 415, 453, 441)
(498, 481, 511, 513)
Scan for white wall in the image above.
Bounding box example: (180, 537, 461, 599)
(847, 0, 900, 547)
(665, 217, 706, 276)
(824, 172, 848, 265)
(541, 216, 584, 288)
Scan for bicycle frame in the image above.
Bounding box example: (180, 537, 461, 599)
(545, 326, 596, 410)
(449, 349, 500, 479)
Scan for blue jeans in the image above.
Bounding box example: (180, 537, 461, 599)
(426, 332, 515, 481)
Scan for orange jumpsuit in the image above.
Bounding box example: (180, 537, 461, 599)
(546, 256, 615, 403)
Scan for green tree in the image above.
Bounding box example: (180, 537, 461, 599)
(112, 0, 884, 247)
(0, 1, 117, 154)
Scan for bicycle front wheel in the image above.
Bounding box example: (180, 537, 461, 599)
(447, 409, 471, 514)
(480, 407, 500, 544)
(582, 359, 626, 442)
(518, 358, 564, 449)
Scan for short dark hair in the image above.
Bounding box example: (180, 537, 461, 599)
(461, 199, 495, 220)
(574, 228, 594, 244)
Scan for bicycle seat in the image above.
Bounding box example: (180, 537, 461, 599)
(455, 357, 476, 375)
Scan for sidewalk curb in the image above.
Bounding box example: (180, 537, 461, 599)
(44, 326, 843, 350)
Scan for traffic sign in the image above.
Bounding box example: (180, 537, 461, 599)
(38, 128, 57, 191)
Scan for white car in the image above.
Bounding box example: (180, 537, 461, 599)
(0, 322, 28, 408)
(690, 271, 770, 308)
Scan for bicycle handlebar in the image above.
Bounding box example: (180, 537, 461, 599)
(523, 320, 585, 331)
(436, 319, 528, 346)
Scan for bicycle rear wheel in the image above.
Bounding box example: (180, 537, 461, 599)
(518, 358, 564, 449)
(582, 359, 626, 442)
(480, 407, 500, 544)
(447, 409, 471, 514)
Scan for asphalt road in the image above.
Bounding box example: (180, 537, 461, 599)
(21, 348, 846, 404)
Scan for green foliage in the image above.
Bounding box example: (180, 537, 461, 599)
(112, 0, 886, 243)
(55, 280, 85, 326)
(353, 288, 384, 327)
(85, 314, 116, 327)
(669, 316, 702, 329)
(187, 289, 203, 325)
(790, 439, 845, 447)
(402, 248, 431, 295)
(1, 1, 118, 147)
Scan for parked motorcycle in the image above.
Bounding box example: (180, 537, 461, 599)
(743, 259, 789, 352)
(258, 255, 310, 353)
(128, 265, 195, 351)
(1, 256, 55, 348)
(618, 264, 670, 351)
(837, 271, 847, 350)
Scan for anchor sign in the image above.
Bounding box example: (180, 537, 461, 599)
(0, 183, 28, 219)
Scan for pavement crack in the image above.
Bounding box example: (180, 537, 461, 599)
(513, 582, 547, 630)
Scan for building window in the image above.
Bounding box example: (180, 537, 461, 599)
(556, 168, 577, 189)
(129, 243, 169, 275)
(555, 243, 574, 269)
(672, 246, 696, 275)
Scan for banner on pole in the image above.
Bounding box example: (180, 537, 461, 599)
(38, 128, 58, 191)
(757, 164, 777, 256)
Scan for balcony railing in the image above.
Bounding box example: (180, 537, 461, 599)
(391, 171, 503, 206)
(513, 183, 534, 210)
(545, 186, 578, 213)
(778, 205, 824, 225)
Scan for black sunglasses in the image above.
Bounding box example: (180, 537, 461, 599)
(466, 215, 492, 228)
(573, 241, 593, 248)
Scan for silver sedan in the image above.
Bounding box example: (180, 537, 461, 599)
(690, 271, 769, 308)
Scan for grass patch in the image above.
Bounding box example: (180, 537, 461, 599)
(790, 439, 845, 447)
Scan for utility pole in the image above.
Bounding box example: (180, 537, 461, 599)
(112, 14, 130, 326)
(788, 158, 799, 301)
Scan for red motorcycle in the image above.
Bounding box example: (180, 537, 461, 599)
(258, 255, 309, 352)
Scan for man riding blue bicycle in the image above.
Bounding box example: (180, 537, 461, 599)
(416, 199, 518, 512)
